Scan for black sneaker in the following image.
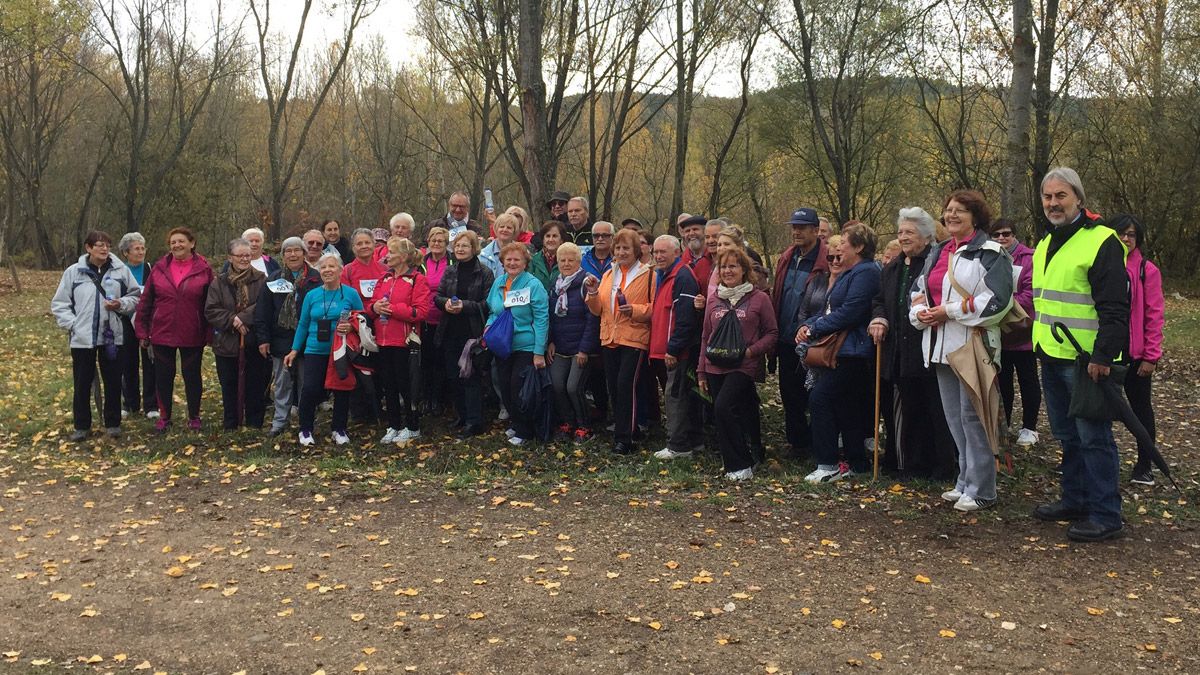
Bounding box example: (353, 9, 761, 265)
(1032, 502, 1088, 522)
(1130, 467, 1155, 486)
(1067, 520, 1124, 542)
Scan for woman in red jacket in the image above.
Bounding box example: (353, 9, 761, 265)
(1113, 214, 1165, 485)
(368, 237, 432, 444)
(135, 227, 214, 432)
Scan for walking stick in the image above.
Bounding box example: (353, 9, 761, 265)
(872, 340, 882, 481)
(236, 333, 246, 427)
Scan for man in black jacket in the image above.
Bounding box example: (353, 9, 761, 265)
(649, 235, 702, 460)
(772, 208, 825, 457)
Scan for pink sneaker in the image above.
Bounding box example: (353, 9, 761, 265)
(154, 418, 170, 434)
(187, 418, 202, 432)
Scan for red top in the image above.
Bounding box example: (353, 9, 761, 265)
(366, 269, 433, 347)
(341, 257, 390, 309)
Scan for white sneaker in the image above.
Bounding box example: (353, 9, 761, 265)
(606, 423, 616, 432)
(381, 428, 401, 443)
(146, 410, 160, 420)
(398, 428, 421, 443)
(121, 409, 129, 419)
(298, 431, 315, 447)
(1016, 428, 1039, 446)
(953, 495, 994, 512)
(508, 436, 525, 446)
(505, 428, 518, 438)
(724, 467, 753, 481)
(804, 466, 845, 484)
(941, 489, 963, 503)
(331, 431, 350, 446)
(497, 406, 510, 421)
(654, 448, 693, 460)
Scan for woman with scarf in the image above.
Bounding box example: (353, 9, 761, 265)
(434, 231, 494, 438)
(206, 238, 268, 430)
(585, 228, 653, 455)
(51, 230, 142, 441)
(530, 221, 565, 294)
(548, 242, 600, 440)
(116, 231, 156, 419)
(135, 227, 214, 433)
(420, 226, 452, 415)
(284, 253, 363, 446)
(256, 237, 321, 436)
(697, 248, 778, 480)
(368, 237, 433, 444)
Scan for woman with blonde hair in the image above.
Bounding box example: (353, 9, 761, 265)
(480, 212, 526, 278)
(485, 242, 550, 446)
(369, 237, 433, 443)
(435, 230, 495, 437)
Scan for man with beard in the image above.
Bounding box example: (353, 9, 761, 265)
(772, 208, 826, 457)
(1030, 167, 1129, 542)
(678, 214, 711, 295)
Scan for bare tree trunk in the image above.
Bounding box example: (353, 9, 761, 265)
(1001, 0, 1036, 227)
(518, 0, 551, 220)
(1030, 0, 1059, 220)
(708, 11, 762, 216)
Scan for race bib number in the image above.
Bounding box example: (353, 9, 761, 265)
(449, 225, 467, 239)
(359, 279, 379, 298)
(266, 278, 294, 294)
(504, 288, 531, 308)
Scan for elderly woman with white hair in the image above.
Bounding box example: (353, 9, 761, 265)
(255, 236, 321, 436)
(117, 231, 157, 418)
(868, 208, 956, 479)
(241, 227, 281, 276)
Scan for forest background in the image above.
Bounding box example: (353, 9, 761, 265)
(2, 0, 1198, 278)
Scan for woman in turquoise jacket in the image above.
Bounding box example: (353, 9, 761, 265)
(485, 242, 550, 446)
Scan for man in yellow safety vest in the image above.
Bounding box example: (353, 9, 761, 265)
(1030, 167, 1129, 542)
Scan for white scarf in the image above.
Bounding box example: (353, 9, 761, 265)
(717, 281, 753, 308)
(554, 269, 583, 317)
(610, 261, 642, 311)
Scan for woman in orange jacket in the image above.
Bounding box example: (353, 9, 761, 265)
(585, 227, 653, 454)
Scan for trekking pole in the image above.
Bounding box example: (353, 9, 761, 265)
(872, 340, 882, 481)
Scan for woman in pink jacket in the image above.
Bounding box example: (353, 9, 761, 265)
(990, 219, 1040, 447)
(1112, 215, 1164, 485)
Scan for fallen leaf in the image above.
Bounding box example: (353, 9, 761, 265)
(1086, 607, 1106, 616)
(1001, 621, 1017, 631)
(1163, 617, 1183, 624)
(222, 587, 239, 597)
(352, 664, 367, 672)
(831, 619, 846, 629)
(939, 629, 956, 638)
(362, 648, 377, 655)
(869, 651, 883, 660)
(664, 560, 679, 570)
(50, 592, 71, 602)
(1144, 643, 1158, 652)
(31, 659, 51, 666)
(648, 621, 662, 630)
(351, 613, 366, 622)
(165, 566, 185, 578)
(133, 662, 152, 670)
(914, 575, 931, 584)
(606, 571, 619, 579)
(468, 612, 485, 620)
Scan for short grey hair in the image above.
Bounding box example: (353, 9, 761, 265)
(389, 212, 415, 230)
(228, 237, 251, 254)
(351, 227, 375, 242)
(241, 227, 265, 240)
(591, 220, 614, 234)
(117, 231, 145, 254)
(705, 219, 724, 229)
(654, 234, 681, 252)
(897, 207, 937, 242)
(317, 251, 344, 268)
(1041, 166, 1086, 203)
(569, 196, 589, 211)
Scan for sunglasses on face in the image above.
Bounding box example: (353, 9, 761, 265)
(992, 230, 1014, 238)
(826, 255, 842, 262)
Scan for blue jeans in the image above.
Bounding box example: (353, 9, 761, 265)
(1041, 360, 1122, 528)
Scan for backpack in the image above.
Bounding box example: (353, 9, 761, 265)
(705, 299, 747, 368)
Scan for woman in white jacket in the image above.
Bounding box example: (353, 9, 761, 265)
(910, 191, 1013, 511)
(50, 231, 143, 441)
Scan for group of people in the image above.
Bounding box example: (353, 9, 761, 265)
(53, 169, 1164, 542)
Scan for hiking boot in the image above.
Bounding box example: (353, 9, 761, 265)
(654, 448, 693, 460)
(69, 429, 88, 442)
(1067, 520, 1124, 542)
(1016, 428, 1039, 446)
(105, 427, 122, 438)
(1033, 501, 1087, 522)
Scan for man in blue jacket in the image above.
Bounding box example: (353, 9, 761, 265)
(649, 235, 702, 460)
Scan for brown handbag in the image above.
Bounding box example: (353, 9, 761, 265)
(803, 329, 848, 369)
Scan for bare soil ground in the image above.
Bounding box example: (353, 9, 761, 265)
(1, 269, 1198, 674)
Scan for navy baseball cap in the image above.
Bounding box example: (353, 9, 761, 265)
(787, 208, 819, 226)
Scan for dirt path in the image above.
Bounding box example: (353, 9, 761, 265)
(2, 469, 1197, 674)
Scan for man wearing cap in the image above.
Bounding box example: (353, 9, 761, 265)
(423, 191, 480, 243)
(547, 190, 571, 223)
(621, 218, 644, 232)
(678, 214, 713, 296)
(565, 197, 594, 246)
(773, 208, 828, 457)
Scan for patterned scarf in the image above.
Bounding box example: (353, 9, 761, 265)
(227, 265, 255, 309)
(277, 267, 305, 331)
(716, 281, 753, 308)
(554, 269, 582, 317)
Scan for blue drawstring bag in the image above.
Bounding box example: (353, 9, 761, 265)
(482, 308, 514, 360)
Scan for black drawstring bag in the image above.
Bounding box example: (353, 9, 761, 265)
(705, 300, 746, 368)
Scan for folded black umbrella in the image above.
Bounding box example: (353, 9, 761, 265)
(1051, 322, 1179, 492)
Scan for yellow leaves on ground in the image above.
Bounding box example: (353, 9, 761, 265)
(164, 566, 185, 578)
(1086, 607, 1107, 616)
(468, 612, 486, 620)
(691, 570, 715, 584)
(1163, 617, 1183, 624)
(351, 613, 366, 622)
(939, 629, 957, 638)
(49, 591, 71, 601)
(221, 586, 238, 597)
(914, 574, 931, 584)
(831, 619, 846, 629)
(664, 560, 680, 570)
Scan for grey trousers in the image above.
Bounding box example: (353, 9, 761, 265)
(270, 356, 297, 432)
(935, 364, 997, 500)
(664, 363, 704, 452)
(549, 353, 589, 427)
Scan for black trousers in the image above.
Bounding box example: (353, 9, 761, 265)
(214, 345, 270, 430)
(710, 370, 759, 472)
(72, 347, 123, 430)
(379, 346, 420, 432)
(586, 351, 608, 420)
(603, 345, 646, 446)
(1124, 360, 1156, 469)
(298, 354, 349, 434)
(120, 340, 156, 413)
(421, 327, 447, 411)
(496, 351, 536, 439)
(810, 357, 873, 472)
(442, 334, 483, 427)
(894, 374, 957, 479)
(998, 349, 1040, 431)
(153, 345, 204, 422)
(777, 348, 812, 450)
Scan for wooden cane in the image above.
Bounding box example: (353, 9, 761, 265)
(872, 340, 882, 481)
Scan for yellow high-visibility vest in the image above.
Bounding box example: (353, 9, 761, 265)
(1031, 223, 1125, 359)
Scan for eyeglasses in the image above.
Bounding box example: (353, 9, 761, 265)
(306, 241, 324, 247)
(593, 233, 613, 239)
(1118, 231, 1137, 240)
(943, 207, 970, 216)
(230, 253, 252, 260)
(826, 255, 842, 262)
(992, 230, 1014, 238)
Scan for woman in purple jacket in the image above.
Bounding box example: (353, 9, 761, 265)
(135, 227, 214, 432)
(698, 248, 779, 481)
(990, 219, 1040, 447)
(1112, 214, 1165, 485)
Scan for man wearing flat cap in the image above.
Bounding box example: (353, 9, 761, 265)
(772, 207, 828, 458)
(678, 214, 712, 296)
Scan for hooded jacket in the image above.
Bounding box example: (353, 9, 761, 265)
(1127, 247, 1164, 363)
(909, 229, 1014, 367)
(135, 253, 215, 348)
(51, 254, 142, 349)
(367, 269, 433, 347)
(205, 267, 267, 358)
